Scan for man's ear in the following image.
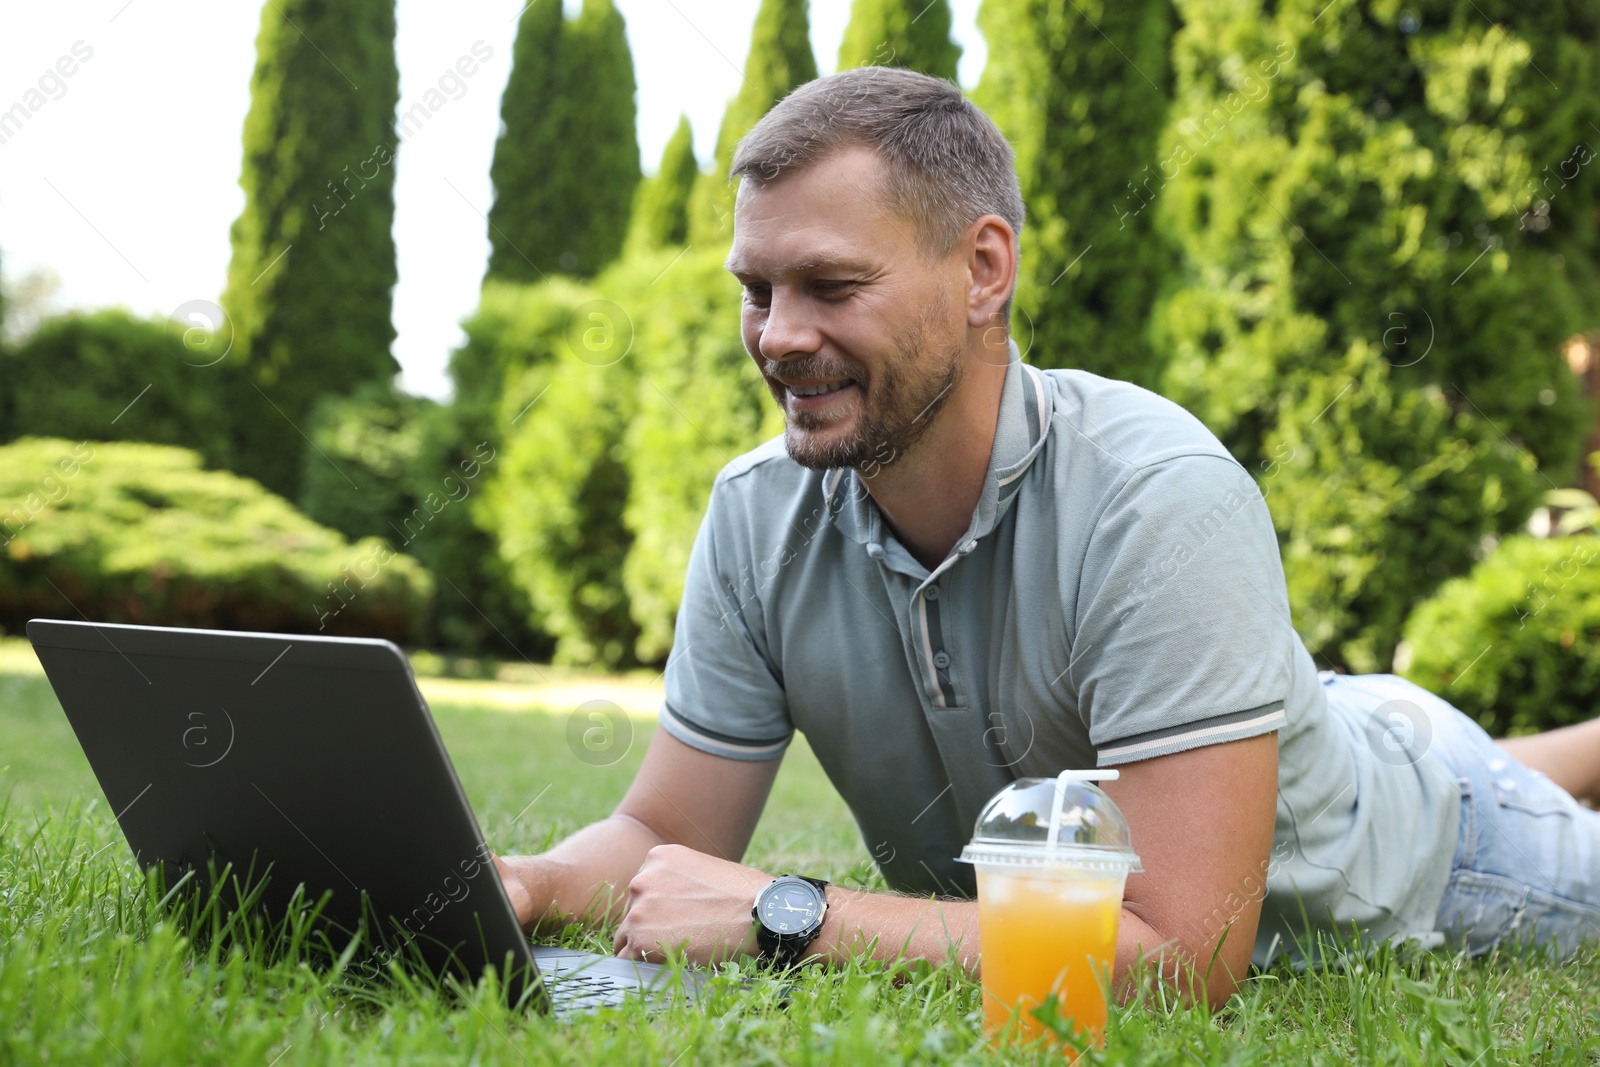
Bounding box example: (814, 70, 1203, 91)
(964, 214, 1018, 331)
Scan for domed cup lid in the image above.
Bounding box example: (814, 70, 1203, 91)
(957, 769, 1142, 874)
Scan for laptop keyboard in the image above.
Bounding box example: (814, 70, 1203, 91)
(544, 970, 632, 1011)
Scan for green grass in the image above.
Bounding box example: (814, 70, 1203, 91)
(2, 636, 1597, 1064)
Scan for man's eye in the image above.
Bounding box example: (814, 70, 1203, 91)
(814, 281, 855, 298)
(743, 285, 771, 306)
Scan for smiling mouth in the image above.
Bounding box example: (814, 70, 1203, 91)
(787, 379, 857, 397)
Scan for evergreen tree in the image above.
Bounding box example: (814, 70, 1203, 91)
(486, 0, 640, 282)
(627, 115, 700, 250)
(562, 0, 640, 272)
(485, 0, 563, 283)
(1153, 0, 1600, 671)
(975, 0, 1175, 386)
(222, 0, 401, 499)
(837, 0, 960, 80)
(688, 0, 818, 244)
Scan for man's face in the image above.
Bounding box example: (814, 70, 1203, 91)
(725, 146, 968, 471)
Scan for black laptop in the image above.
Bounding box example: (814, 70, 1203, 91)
(25, 618, 706, 1014)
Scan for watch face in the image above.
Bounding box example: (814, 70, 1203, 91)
(756, 878, 824, 934)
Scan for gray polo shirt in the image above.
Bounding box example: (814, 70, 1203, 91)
(659, 340, 1461, 967)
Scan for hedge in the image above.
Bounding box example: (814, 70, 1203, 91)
(297, 379, 545, 658)
(1401, 533, 1600, 737)
(0, 309, 235, 470)
(462, 277, 639, 666)
(619, 247, 782, 664)
(1152, 0, 1600, 672)
(465, 248, 777, 667)
(0, 438, 431, 643)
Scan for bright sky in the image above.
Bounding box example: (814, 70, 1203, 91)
(0, 1, 987, 400)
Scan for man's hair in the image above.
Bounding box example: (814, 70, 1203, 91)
(730, 66, 1025, 310)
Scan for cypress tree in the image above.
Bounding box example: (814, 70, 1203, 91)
(563, 0, 641, 273)
(688, 0, 818, 244)
(1153, 0, 1600, 671)
(627, 114, 699, 250)
(485, 0, 564, 283)
(222, 0, 401, 499)
(486, 0, 640, 282)
(837, 0, 960, 80)
(974, 0, 1175, 386)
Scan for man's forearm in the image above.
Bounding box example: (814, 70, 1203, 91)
(803, 885, 980, 972)
(804, 890, 1237, 1011)
(502, 814, 666, 932)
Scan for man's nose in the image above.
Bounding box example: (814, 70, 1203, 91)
(757, 289, 822, 362)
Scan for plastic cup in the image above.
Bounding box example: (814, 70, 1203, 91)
(959, 770, 1140, 1056)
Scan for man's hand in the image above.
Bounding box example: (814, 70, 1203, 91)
(490, 731, 784, 937)
(613, 844, 770, 966)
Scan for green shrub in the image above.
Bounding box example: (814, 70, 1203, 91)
(1400, 533, 1600, 736)
(298, 380, 439, 543)
(459, 276, 639, 666)
(492, 351, 638, 668)
(619, 248, 783, 664)
(297, 378, 546, 658)
(0, 438, 431, 643)
(1152, 0, 1600, 671)
(1262, 351, 1542, 673)
(0, 310, 235, 468)
(404, 403, 548, 659)
(449, 278, 597, 454)
(464, 248, 774, 667)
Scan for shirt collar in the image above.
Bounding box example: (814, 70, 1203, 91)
(822, 337, 1052, 555)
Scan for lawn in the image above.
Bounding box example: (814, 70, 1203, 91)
(1, 635, 1596, 1065)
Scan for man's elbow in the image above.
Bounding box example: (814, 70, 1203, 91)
(1119, 907, 1256, 1012)
(1196, 930, 1250, 1009)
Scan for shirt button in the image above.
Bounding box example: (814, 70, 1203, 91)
(925, 585, 940, 601)
(933, 651, 951, 669)
(960, 540, 977, 554)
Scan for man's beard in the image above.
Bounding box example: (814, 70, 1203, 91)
(767, 304, 965, 472)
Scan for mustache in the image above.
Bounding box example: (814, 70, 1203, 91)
(762, 355, 867, 384)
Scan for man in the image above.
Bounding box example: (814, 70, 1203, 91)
(497, 67, 1600, 1006)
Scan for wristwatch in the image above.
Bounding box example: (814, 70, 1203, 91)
(751, 873, 830, 969)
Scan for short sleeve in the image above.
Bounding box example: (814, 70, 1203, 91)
(658, 479, 794, 761)
(1072, 454, 1291, 765)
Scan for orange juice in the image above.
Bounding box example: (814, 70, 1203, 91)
(976, 869, 1124, 1052)
(960, 771, 1140, 1057)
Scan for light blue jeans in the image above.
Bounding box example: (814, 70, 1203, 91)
(1322, 672, 1600, 961)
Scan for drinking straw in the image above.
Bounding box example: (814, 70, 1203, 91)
(1047, 768, 1121, 851)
